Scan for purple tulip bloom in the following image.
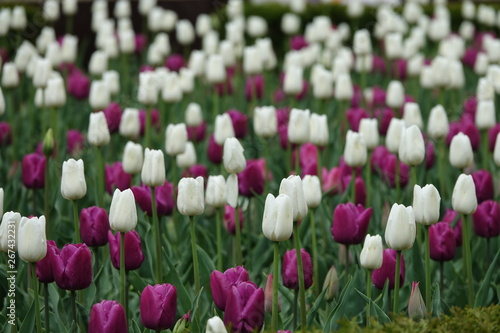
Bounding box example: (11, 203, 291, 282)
(67, 129, 85, 155)
(472, 170, 494, 203)
(332, 203, 372, 245)
(429, 222, 456, 261)
(103, 102, 122, 133)
(67, 70, 90, 99)
(21, 153, 46, 189)
(374, 107, 394, 135)
(0, 122, 12, 146)
(473, 200, 500, 238)
(282, 249, 313, 290)
(372, 249, 405, 290)
(80, 206, 110, 247)
(290, 35, 308, 50)
(140, 284, 177, 330)
(183, 164, 208, 181)
(165, 54, 185, 72)
(89, 300, 128, 333)
(52, 243, 93, 290)
(208, 135, 223, 164)
(36, 240, 58, 283)
(238, 159, 265, 197)
(210, 266, 250, 311)
(131, 181, 175, 217)
(108, 230, 145, 271)
(105, 162, 132, 195)
(187, 122, 207, 143)
(224, 282, 265, 333)
(227, 109, 248, 139)
(135, 34, 147, 54)
(488, 123, 500, 151)
(245, 75, 264, 101)
(346, 108, 369, 132)
(441, 209, 463, 247)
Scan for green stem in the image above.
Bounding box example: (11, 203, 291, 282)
(462, 214, 474, 307)
(440, 261, 444, 296)
(71, 290, 77, 328)
(31, 263, 42, 333)
(411, 166, 417, 191)
(295, 147, 300, 176)
(424, 226, 431, 314)
(212, 89, 219, 123)
(393, 250, 401, 314)
(145, 105, 151, 148)
(216, 207, 223, 271)
(95, 146, 104, 207)
(293, 222, 307, 332)
(366, 269, 372, 327)
(44, 283, 50, 333)
(151, 187, 162, 284)
(234, 203, 243, 266)
(72, 200, 80, 243)
(310, 209, 319, 295)
(481, 130, 489, 171)
(287, 143, 292, 175)
(272, 241, 280, 331)
(120, 232, 126, 315)
(190, 215, 200, 291)
(292, 289, 298, 331)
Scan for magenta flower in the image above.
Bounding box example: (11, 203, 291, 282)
(488, 124, 500, 151)
(105, 162, 132, 195)
(21, 153, 46, 189)
(446, 119, 480, 150)
(80, 206, 110, 247)
(224, 282, 265, 333)
(227, 109, 248, 139)
(67, 69, 90, 99)
(89, 300, 127, 333)
(290, 35, 308, 50)
(165, 54, 185, 72)
(139, 109, 160, 136)
(282, 249, 313, 290)
(372, 249, 405, 290)
(135, 34, 147, 54)
(473, 200, 500, 238)
(0, 122, 12, 146)
(108, 230, 145, 271)
(183, 164, 208, 181)
(429, 222, 456, 261)
(103, 102, 123, 133)
(207, 135, 223, 164)
(425, 141, 435, 170)
(140, 284, 177, 330)
(187, 122, 207, 142)
(67, 129, 85, 155)
(374, 107, 394, 135)
(346, 108, 369, 132)
(245, 75, 264, 101)
(332, 203, 372, 245)
(471, 170, 494, 203)
(131, 181, 175, 217)
(52, 243, 93, 290)
(210, 266, 250, 311)
(238, 159, 265, 197)
(441, 209, 463, 247)
(36, 240, 58, 283)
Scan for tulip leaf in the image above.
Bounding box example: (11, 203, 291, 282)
(323, 276, 353, 332)
(474, 249, 500, 308)
(164, 251, 192, 314)
(381, 279, 391, 313)
(76, 301, 89, 332)
(18, 300, 35, 333)
(432, 282, 443, 317)
(196, 244, 216, 285)
(410, 239, 425, 293)
(190, 287, 204, 333)
(306, 287, 327, 327)
(355, 289, 391, 324)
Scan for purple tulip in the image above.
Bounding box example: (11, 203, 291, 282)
(282, 249, 313, 290)
(208, 135, 223, 164)
(227, 110, 248, 139)
(245, 75, 264, 101)
(473, 200, 500, 238)
(140, 65, 155, 73)
(103, 102, 122, 133)
(371, 148, 410, 188)
(67, 70, 90, 99)
(425, 141, 435, 169)
(488, 124, 500, 151)
(36, 240, 58, 283)
(290, 35, 308, 50)
(331, 203, 372, 245)
(369, 86, 387, 108)
(88, 300, 127, 333)
(446, 119, 480, 150)
(67, 129, 85, 155)
(471, 170, 494, 203)
(131, 181, 175, 217)
(105, 162, 132, 195)
(340, 175, 367, 206)
(463, 96, 477, 118)
(429, 222, 457, 261)
(347, 108, 369, 132)
(238, 159, 265, 197)
(391, 59, 407, 80)
(21, 153, 46, 189)
(165, 54, 185, 72)
(374, 107, 394, 135)
(462, 47, 478, 68)
(80, 206, 110, 247)
(52, 243, 93, 290)
(183, 164, 208, 181)
(210, 266, 250, 311)
(0, 122, 12, 146)
(139, 109, 160, 136)
(223, 205, 244, 235)
(187, 122, 207, 143)
(224, 282, 265, 333)
(441, 209, 463, 247)
(140, 284, 177, 330)
(372, 55, 387, 75)
(135, 34, 147, 54)
(108, 230, 145, 271)
(372, 249, 405, 290)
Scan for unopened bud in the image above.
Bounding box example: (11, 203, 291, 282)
(323, 265, 339, 301)
(43, 128, 54, 157)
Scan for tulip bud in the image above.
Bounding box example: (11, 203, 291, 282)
(163, 123, 188, 157)
(210, 266, 249, 311)
(452, 174, 478, 215)
(162, 72, 183, 103)
(176, 19, 194, 45)
(185, 103, 203, 127)
(287, 108, 310, 145)
(88, 111, 111, 147)
(2, 62, 19, 88)
(385, 33, 402, 60)
(22, 153, 46, 189)
(61, 159, 86, 200)
(88, 50, 108, 76)
(138, 71, 159, 106)
(402, 103, 423, 129)
(0, 212, 21, 252)
(246, 15, 267, 38)
(475, 100, 496, 130)
(407, 282, 426, 320)
(89, 80, 110, 111)
(53, 243, 92, 290)
(332, 203, 372, 245)
(474, 53, 489, 75)
(358, 118, 379, 150)
(353, 29, 372, 55)
(63, 0, 77, 15)
(205, 54, 226, 84)
(109, 189, 137, 233)
(360, 234, 383, 270)
(226, 173, 238, 208)
(282, 249, 313, 290)
(429, 222, 457, 261)
(449, 132, 474, 170)
(413, 184, 441, 225)
(344, 130, 367, 167)
(122, 141, 143, 175)
(262, 194, 293, 242)
(279, 175, 308, 221)
(227, 110, 247, 139)
(427, 105, 449, 140)
(335, 73, 354, 101)
(254, 106, 277, 139)
(323, 265, 339, 301)
(118, 108, 140, 139)
(206, 316, 227, 333)
(140, 284, 177, 330)
(399, 125, 425, 167)
(243, 46, 263, 75)
(177, 177, 204, 216)
(385, 118, 405, 154)
(108, 230, 145, 271)
(176, 142, 196, 169)
(141, 148, 166, 187)
(36, 240, 57, 283)
(309, 113, 329, 147)
(223, 138, 246, 174)
(281, 13, 300, 35)
(283, 65, 303, 95)
(472, 200, 500, 238)
(18, 216, 47, 263)
(385, 203, 416, 251)
(89, 300, 128, 333)
(80, 206, 109, 247)
(302, 175, 321, 209)
(214, 114, 235, 146)
(206, 176, 227, 208)
(386, 81, 405, 109)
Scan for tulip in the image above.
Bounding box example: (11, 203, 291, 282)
(205, 54, 226, 84)
(386, 81, 405, 110)
(67, 70, 90, 99)
(185, 102, 203, 127)
(187, 121, 207, 143)
(427, 105, 449, 140)
(61, 159, 86, 200)
(89, 80, 110, 111)
(223, 282, 265, 333)
(137, 71, 158, 106)
(332, 203, 372, 245)
(408, 282, 426, 320)
(471, 170, 494, 203)
(399, 125, 425, 167)
(227, 110, 248, 139)
(223, 205, 244, 235)
(309, 113, 329, 147)
(206, 176, 227, 208)
(177, 177, 205, 216)
(245, 75, 264, 101)
(429, 222, 456, 261)
(283, 65, 303, 96)
(165, 123, 188, 156)
(323, 265, 339, 301)
(412, 184, 441, 225)
(452, 174, 477, 215)
(22, 153, 46, 189)
(402, 103, 423, 129)
(344, 130, 367, 167)
(360, 234, 383, 270)
(282, 249, 313, 290)
(105, 162, 132, 194)
(0, 212, 21, 252)
(132, 182, 175, 217)
(109, 189, 137, 233)
(141, 148, 166, 187)
(371, 249, 405, 290)
(45, 76, 66, 108)
(89, 300, 128, 333)
(53, 243, 92, 290)
(210, 266, 250, 311)
(80, 206, 109, 247)
(119, 108, 140, 139)
(473, 200, 500, 238)
(358, 118, 379, 150)
(449, 132, 474, 170)
(2, 62, 19, 88)
(262, 194, 293, 242)
(122, 141, 143, 175)
(18, 216, 47, 263)
(140, 284, 177, 330)
(36, 240, 58, 283)
(66, 129, 84, 155)
(385, 118, 405, 154)
(208, 135, 224, 164)
(475, 100, 495, 130)
(279, 175, 308, 221)
(385, 203, 416, 251)
(108, 230, 145, 271)
(238, 159, 265, 197)
(302, 175, 321, 209)
(101, 103, 122, 134)
(206, 316, 227, 333)
(223, 137, 246, 174)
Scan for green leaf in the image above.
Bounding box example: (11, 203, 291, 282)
(474, 249, 500, 307)
(306, 288, 327, 327)
(76, 300, 89, 332)
(164, 250, 192, 314)
(323, 276, 353, 332)
(18, 300, 35, 333)
(432, 282, 443, 317)
(190, 287, 204, 333)
(355, 288, 391, 324)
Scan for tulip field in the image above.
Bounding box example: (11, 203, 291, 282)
(2, 0, 500, 332)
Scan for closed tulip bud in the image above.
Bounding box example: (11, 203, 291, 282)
(176, 142, 196, 169)
(36, 240, 57, 283)
(206, 316, 227, 333)
(344, 130, 367, 167)
(360, 234, 383, 270)
(2, 62, 19, 88)
(243, 46, 263, 75)
(164, 123, 187, 157)
(288, 108, 310, 145)
(185, 102, 203, 127)
(399, 125, 425, 167)
(402, 103, 423, 129)
(32, 58, 51, 89)
(449, 133, 474, 169)
(53, 243, 92, 290)
(385, 33, 402, 60)
(141, 148, 165, 187)
(282, 249, 313, 290)
(210, 266, 250, 311)
(462, 1, 475, 19)
(353, 29, 372, 55)
(385, 203, 416, 251)
(386, 118, 405, 154)
(335, 73, 354, 101)
(88, 111, 110, 147)
(89, 300, 128, 333)
(122, 141, 143, 175)
(22, 153, 45, 189)
(109, 189, 137, 233)
(309, 113, 329, 147)
(45, 76, 66, 108)
(281, 13, 300, 35)
(358, 118, 379, 150)
(137, 72, 158, 106)
(427, 105, 449, 140)
(472, 170, 494, 203)
(176, 19, 194, 45)
(102, 70, 119, 96)
(262, 194, 293, 242)
(332, 203, 372, 245)
(264, 274, 281, 313)
(413, 184, 441, 225)
(279, 175, 308, 221)
(473, 200, 500, 238)
(302, 175, 321, 208)
(408, 282, 426, 320)
(119, 108, 140, 139)
(429, 222, 456, 261)
(253, 106, 277, 138)
(89, 80, 110, 111)
(323, 265, 339, 301)
(43, 0, 60, 21)
(475, 100, 496, 130)
(205, 54, 226, 84)
(11, 6, 27, 30)
(88, 50, 108, 76)
(206, 176, 227, 208)
(452, 174, 478, 215)
(284, 65, 303, 95)
(474, 53, 489, 75)
(227, 110, 248, 139)
(108, 230, 145, 270)
(80, 206, 109, 247)
(223, 138, 246, 174)
(141, 284, 177, 330)
(177, 177, 204, 216)
(214, 114, 234, 145)
(18, 216, 47, 263)
(61, 159, 86, 200)
(386, 81, 405, 109)
(226, 173, 238, 208)
(0, 212, 21, 252)
(161, 72, 183, 103)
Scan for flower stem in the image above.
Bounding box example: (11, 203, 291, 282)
(424, 226, 432, 314)
(366, 269, 372, 327)
(462, 214, 474, 307)
(310, 209, 319, 295)
(481, 130, 489, 171)
(151, 187, 162, 284)
(120, 232, 127, 316)
(272, 241, 280, 331)
(411, 166, 417, 191)
(44, 283, 50, 333)
(234, 203, 243, 266)
(190, 215, 200, 291)
(71, 290, 77, 328)
(393, 250, 401, 314)
(31, 263, 42, 333)
(216, 207, 223, 271)
(72, 200, 80, 243)
(95, 146, 104, 207)
(293, 222, 307, 332)
(263, 138, 269, 194)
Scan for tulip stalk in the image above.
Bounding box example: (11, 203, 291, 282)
(216, 208, 223, 271)
(44, 283, 50, 333)
(462, 214, 474, 307)
(234, 203, 243, 266)
(393, 250, 401, 314)
(411, 166, 418, 193)
(424, 226, 431, 314)
(366, 269, 372, 326)
(151, 187, 162, 284)
(481, 131, 489, 171)
(351, 169, 357, 203)
(73, 200, 80, 243)
(120, 232, 127, 317)
(71, 290, 77, 328)
(272, 241, 280, 331)
(310, 209, 319, 295)
(31, 263, 42, 333)
(190, 215, 201, 291)
(293, 222, 307, 332)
